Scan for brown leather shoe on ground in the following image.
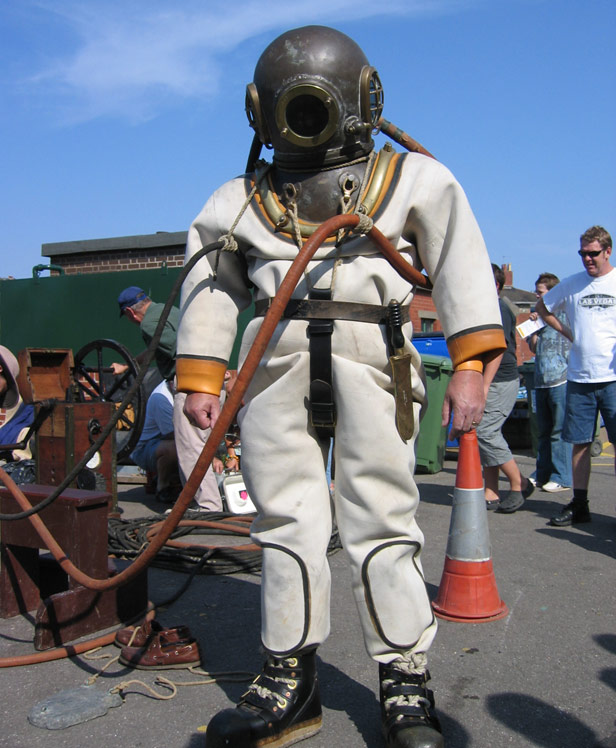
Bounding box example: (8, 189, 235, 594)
(114, 619, 193, 648)
(119, 631, 201, 670)
(114, 618, 160, 648)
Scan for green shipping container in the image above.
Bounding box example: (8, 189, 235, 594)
(0, 267, 253, 369)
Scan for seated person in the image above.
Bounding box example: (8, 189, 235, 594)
(0, 346, 34, 463)
(133, 377, 236, 506)
(173, 369, 239, 510)
(130, 379, 182, 503)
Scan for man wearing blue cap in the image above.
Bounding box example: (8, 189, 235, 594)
(115, 286, 179, 381)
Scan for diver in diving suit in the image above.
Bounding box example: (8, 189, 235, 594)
(177, 25, 505, 748)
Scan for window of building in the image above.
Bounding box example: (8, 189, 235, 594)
(418, 310, 438, 333)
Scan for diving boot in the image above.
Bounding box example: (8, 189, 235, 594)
(549, 499, 591, 527)
(380, 661, 444, 748)
(205, 651, 322, 748)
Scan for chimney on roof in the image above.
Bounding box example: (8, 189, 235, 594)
(501, 263, 513, 289)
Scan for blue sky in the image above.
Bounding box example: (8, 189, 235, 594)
(1, 0, 614, 292)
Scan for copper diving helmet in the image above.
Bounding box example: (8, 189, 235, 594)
(245, 25, 384, 170)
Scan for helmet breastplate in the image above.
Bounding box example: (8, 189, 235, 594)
(252, 144, 399, 238)
(271, 162, 369, 223)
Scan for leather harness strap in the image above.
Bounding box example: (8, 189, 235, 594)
(254, 297, 410, 442)
(306, 288, 335, 440)
(253, 298, 410, 325)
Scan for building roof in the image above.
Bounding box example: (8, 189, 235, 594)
(502, 287, 536, 311)
(43, 231, 188, 258)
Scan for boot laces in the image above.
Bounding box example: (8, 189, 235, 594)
(247, 657, 299, 709)
(383, 653, 431, 719)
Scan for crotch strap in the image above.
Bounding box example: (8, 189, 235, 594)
(307, 288, 335, 440)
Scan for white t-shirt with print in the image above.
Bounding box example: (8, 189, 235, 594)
(543, 267, 616, 383)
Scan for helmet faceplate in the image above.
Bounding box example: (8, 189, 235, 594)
(246, 26, 383, 169)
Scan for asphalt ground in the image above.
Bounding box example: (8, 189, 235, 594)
(0, 436, 614, 748)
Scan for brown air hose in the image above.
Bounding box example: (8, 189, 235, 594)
(377, 117, 436, 160)
(0, 214, 430, 594)
(0, 607, 156, 668)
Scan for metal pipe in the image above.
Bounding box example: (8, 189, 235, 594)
(32, 264, 64, 278)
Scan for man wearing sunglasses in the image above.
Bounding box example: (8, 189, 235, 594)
(535, 225, 615, 526)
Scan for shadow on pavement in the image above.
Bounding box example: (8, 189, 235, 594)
(415, 481, 454, 507)
(535, 519, 616, 560)
(319, 659, 380, 745)
(486, 692, 599, 747)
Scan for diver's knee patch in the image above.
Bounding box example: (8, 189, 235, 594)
(361, 540, 435, 649)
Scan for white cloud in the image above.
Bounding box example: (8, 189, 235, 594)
(22, 0, 485, 123)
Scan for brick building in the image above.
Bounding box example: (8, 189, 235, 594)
(42, 231, 186, 276)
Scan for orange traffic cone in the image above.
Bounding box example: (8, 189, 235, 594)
(432, 429, 508, 623)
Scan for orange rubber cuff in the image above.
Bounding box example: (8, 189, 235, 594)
(454, 360, 484, 373)
(176, 358, 227, 396)
(447, 328, 506, 368)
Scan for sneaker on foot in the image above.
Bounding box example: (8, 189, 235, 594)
(496, 491, 524, 513)
(541, 481, 569, 493)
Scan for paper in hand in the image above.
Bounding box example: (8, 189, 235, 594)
(516, 317, 545, 339)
